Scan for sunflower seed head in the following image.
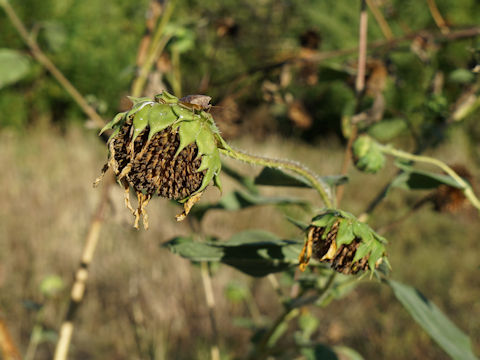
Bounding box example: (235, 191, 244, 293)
(96, 91, 224, 228)
(299, 209, 388, 275)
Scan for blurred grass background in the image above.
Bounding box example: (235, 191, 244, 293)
(1, 0, 480, 359)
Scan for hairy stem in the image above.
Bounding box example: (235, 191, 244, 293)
(0, 0, 104, 128)
(379, 145, 480, 212)
(219, 146, 333, 208)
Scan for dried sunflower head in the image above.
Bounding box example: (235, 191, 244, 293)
(298, 210, 388, 275)
(433, 164, 474, 213)
(95, 91, 223, 229)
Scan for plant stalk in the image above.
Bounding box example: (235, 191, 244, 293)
(53, 174, 113, 360)
(219, 147, 333, 208)
(379, 145, 480, 212)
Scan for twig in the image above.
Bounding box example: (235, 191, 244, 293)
(426, 0, 450, 34)
(53, 174, 113, 360)
(366, 0, 393, 40)
(336, 0, 368, 205)
(0, 0, 105, 129)
(0, 317, 21, 360)
(130, 0, 177, 97)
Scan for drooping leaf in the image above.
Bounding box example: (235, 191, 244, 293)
(392, 162, 463, 190)
(0, 49, 31, 89)
(190, 190, 310, 221)
(163, 231, 303, 277)
(255, 167, 311, 187)
(163, 236, 224, 261)
(254, 167, 347, 188)
(221, 163, 259, 194)
(388, 280, 477, 360)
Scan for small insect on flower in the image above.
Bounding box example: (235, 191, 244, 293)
(94, 91, 224, 229)
(298, 210, 388, 275)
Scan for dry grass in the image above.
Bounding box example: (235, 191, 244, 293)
(0, 124, 478, 359)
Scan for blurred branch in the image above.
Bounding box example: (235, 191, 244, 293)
(53, 174, 113, 360)
(336, 0, 368, 205)
(426, 0, 450, 34)
(216, 26, 480, 88)
(366, 0, 393, 40)
(0, 317, 21, 360)
(0, 0, 105, 129)
(130, 0, 177, 97)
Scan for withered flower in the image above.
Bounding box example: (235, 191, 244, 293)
(433, 164, 474, 213)
(95, 91, 223, 229)
(299, 210, 388, 275)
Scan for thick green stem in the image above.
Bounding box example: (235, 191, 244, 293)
(219, 147, 333, 208)
(379, 144, 480, 212)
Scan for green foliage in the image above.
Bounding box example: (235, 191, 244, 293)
(0, 48, 31, 89)
(163, 231, 302, 277)
(388, 280, 478, 360)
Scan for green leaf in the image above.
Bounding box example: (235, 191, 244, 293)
(163, 236, 224, 261)
(388, 280, 478, 360)
(392, 163, 463, 190)
(190, 190, 309, 221)
(255, 167, 311, 187)
(286, 216, 310, 231)
(449, 69, 475, 84)
(254, 167, 347, 188)
(163, 231, 303, 277)
(0, 49, 31, 89)
(148, 103, 178, 139)
(368, 118, 407, 141)
(221, 163, 259, 194)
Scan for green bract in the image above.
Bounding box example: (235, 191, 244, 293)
(299, 209, 388, 275)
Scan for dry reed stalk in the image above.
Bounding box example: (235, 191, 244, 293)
(336, 0, 369, 205)
(53, 173, 113, 360)
(0, 317, 21, 360)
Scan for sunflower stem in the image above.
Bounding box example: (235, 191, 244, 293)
(219, 146, 333, 208)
